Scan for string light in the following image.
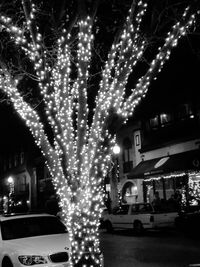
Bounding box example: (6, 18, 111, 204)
(144, 172, 188, 182)
(0, 1, 198, 266)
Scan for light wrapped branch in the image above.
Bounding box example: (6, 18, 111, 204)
(88, 0, 147, 167)
(0, 63, 72, 204)
(111, 0, 147, 110)
(21, 0, 77, 178)
(0, 15, 30, 53)
(121, 7, 197, 119)
(76, 16, 93, 175)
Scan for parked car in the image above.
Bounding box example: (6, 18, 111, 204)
(102, 202, 178, 234)
(0, 212, 104, 267)
(0, 213, 70, 267)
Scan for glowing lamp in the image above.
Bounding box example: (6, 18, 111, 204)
(113, 144, 120, 155)
(7, 176, 14, 184)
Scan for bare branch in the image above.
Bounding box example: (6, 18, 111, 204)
(122, 7, 197, 118)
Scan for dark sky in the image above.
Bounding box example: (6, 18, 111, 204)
(134, 35, 200, 118)
(0, 103, 34, 152)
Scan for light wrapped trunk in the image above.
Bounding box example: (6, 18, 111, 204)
(59, 174, 105, 267)
(69, 208, 103, 266)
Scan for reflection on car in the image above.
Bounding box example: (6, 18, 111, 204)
(0, 213, 70, 267)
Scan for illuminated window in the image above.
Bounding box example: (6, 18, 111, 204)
(149, 115, 159, 129)
(123, 137, 133, 173)
(135, 134, 140, 146)
(14, 154, 18, 167)
(123, 137, 132, 162)
(122, 181, 138, 204)
(176, 104, 194, 121)
(20, 152, 24, 164)
(17, 175, 27, 192)
(160, 113, 172, 125)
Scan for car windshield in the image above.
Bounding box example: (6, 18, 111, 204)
(113, 205, 129, 215)
(131, 204, 153, 213)
(1, 216, 67, 240)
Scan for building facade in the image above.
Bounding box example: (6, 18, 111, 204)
(1, 102, 200, 212)
(0, 148, 55, 212)
(108, 102, 200, 208)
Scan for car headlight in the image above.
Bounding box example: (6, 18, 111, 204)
(18, 255, 47, 265)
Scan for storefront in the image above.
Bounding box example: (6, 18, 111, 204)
(121, 180, 138, 204)
(128, 149, 200, 206)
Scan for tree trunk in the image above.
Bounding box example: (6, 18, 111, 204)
(69, 212, 103, 267)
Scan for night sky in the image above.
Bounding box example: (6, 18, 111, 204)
(135, 35, 200, 117)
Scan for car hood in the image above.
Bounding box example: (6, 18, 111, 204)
(4, 233, 70, 255)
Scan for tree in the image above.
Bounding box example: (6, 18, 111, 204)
(0, 0, 198, 266)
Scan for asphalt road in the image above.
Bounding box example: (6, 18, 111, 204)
(100, 229, 200, 267)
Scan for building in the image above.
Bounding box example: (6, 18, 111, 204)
(1, 101, 200, 212)
(0, 147, 55, 212)
(108, 102, 200, 207)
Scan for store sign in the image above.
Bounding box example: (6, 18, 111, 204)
(154, 157, 170, 169)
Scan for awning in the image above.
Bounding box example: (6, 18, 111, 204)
(127, 149, 200, 179)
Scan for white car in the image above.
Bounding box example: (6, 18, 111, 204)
(0, 213, 70, 267)
(102, 203, 178, 234)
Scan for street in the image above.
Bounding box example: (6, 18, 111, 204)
(100, 228, 200, 267)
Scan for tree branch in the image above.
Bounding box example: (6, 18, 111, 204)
(122, 8, 197, 118)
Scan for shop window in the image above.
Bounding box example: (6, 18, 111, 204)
(14, 154, 18, 167)
(176, 104, 194, 121)
(18, 175, 28, 192)
(175, 175, 187, 189)
(149, 115, 159, 129)
(160, 112, 173, 126)
(164, 178, 174, 200)
(122, 137, 133, 173)
(122, 181, 138, 204)
(20, 152, 24, 164)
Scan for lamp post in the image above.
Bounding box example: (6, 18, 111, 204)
(110, 144, 121, 211)
(7, 176, 14, 213)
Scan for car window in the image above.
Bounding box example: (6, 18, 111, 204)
(131, 204, 153, 214)
(113, 205, 129, 215)
(1, 216, 67, 240)
(140, 204, 153, 212)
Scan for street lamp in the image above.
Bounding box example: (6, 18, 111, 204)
(8, 176, 14, 185)
(7, 176, 14, 213)
(112, 144, 121, 155)
(110, 144, 121, 210)
(112, 144, 121, 181)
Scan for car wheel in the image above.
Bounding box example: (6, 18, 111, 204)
(133, 220, 143, 235)
(2, 257, 13, 267)
(105, 220, 113, 233)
